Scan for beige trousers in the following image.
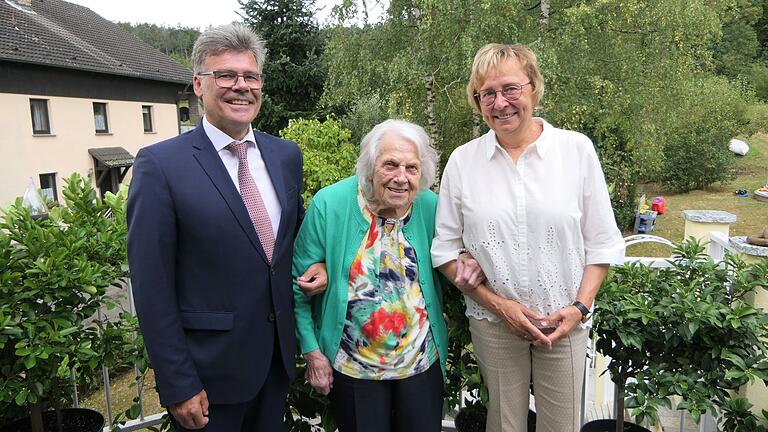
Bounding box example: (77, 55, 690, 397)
(469, 318, 588, 432)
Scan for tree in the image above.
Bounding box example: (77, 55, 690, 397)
(0, 175, 130, 432)
(535, 0, 728, 218)
(117, 23, 199, 68)
(712, 0, 763, 79)
(325, 0, 744, 225)
(239, 0, 328, 134)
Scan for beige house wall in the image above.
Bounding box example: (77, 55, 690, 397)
(0, 93, 181, 206)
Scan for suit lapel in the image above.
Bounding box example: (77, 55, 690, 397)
(191, 126, 270, 264)
(255, 132, 289, 261)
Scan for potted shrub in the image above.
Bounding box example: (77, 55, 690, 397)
(0, 174, 130, 432)
(591, 239, 768, 432)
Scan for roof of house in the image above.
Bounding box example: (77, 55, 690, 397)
(0, 0, 193, 84)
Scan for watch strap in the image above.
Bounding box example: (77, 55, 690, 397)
(572, 301, 591, 322)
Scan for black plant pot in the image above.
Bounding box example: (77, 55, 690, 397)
(455, 406, 537, 432)
(581, 419, 651, 432)
(0, 408, 104, 432)
(454, 405, 487, 432)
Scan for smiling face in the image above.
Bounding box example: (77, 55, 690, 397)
(193, 50, 262, 140)
(478, 59, 538, 148)
(370, 133, 422, 219)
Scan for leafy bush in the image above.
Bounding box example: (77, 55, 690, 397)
(443, 278, 487, 420)
(279, 117, 357, 431)
(280, 117, 358, 205)
(750, 64, 768, 102)
(745, 103, 768, 137)
(660, 76, 746, 192)
(594, 239, 768, 430)
(0, 174, 131, 432)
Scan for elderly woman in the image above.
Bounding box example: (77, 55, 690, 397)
(431, 44, 625, 432)
(293, 119, 448, 432)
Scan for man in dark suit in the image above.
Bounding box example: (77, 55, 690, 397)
(127, 24, 321, 431)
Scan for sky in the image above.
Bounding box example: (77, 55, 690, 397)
(65, 0, 384, 29)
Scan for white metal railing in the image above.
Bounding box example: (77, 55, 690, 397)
(67, 280, 166, 432)
(98, 281, 166, 432)
(82, 233, 733, 432)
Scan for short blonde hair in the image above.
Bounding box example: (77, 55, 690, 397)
(466, 43, 544, 113)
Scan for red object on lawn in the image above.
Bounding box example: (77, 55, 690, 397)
(651, 196, 665, 214)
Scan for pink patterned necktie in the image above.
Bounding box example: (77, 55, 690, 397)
(228, 141, 275, 263)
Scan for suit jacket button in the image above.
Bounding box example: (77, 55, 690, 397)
(270, 268, 276, 276)
(268, 312, 276, 322)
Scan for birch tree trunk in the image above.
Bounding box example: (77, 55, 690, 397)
(424, 74, 439, 147)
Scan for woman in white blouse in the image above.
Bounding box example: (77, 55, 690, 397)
(431, 43, 625, 432)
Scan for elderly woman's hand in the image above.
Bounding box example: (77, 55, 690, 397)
(539, 305, 582, 344)
(303, 349, 334, 395)
(454, 252, 486, 290)
(297, 262, 328, 296)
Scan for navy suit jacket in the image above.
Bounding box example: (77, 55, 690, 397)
(127, 124, 302, 407)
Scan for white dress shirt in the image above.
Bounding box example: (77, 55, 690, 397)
(203, 117, 281, 235)
(431, 118, 625, 322)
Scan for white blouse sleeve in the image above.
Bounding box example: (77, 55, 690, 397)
(431, 151, 465, 268)
(580, 141, 626, 265)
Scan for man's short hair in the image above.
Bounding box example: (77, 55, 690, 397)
(191, 24, 267, 74)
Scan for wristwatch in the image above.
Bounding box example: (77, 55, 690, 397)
(572, 301, 591, 323)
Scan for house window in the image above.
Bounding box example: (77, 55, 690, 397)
(142, 105, 154, 132)
(93, 102, 109, 133)
(30, 99, 50, 134)
(39, 173, 57, 203)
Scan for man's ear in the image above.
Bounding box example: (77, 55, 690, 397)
(193, 75, 203, 98)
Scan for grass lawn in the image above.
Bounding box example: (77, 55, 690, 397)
(80, 368, 163, 431)
(628, 133, 768, 257)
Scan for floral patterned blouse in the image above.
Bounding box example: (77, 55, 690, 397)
(332, 194, 437, 380)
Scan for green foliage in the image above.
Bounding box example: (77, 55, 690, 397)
(283, 357, 336, 432)
(540, 0, 722, 216)
(240, 0, 328, 134)
(340, 95, 390, 147)
(719, 398, 768, 432)
(117, 23, 199, 67)
(712, 0, 763, 78)
(746, 102, 768, 135)
(594, 239, 768, 430)
(279, 117, 355, 429)
(659, 76, 745, 192)
(747, 63, 768, 102)
(324, 0, 754, 227)
(279, 117, 357, 205)
(0, 174, 132, 431)
(442, 278, 487, 413)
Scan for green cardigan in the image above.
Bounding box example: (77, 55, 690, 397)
(292, 176, 447, 376)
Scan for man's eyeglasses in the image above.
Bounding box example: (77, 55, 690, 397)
(198, 70, 265, 90)
(474, 82, 531, 106)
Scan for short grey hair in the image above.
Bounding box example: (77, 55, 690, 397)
(355, 119, 440, 202)
(191, 24, 267, 74)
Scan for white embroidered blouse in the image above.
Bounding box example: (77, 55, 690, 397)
(431, 118, 625, 322)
